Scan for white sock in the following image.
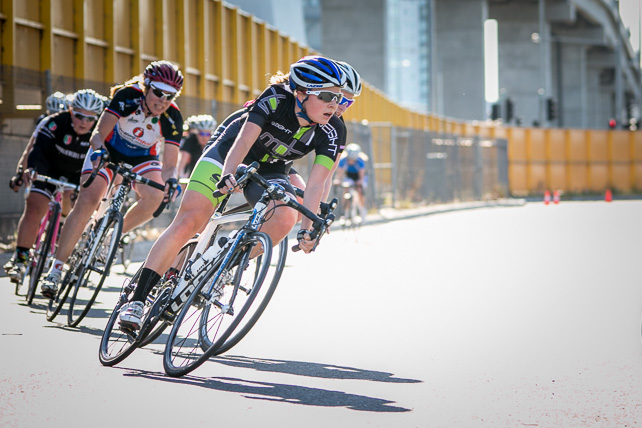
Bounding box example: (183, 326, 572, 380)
(50, 259, 64, 274)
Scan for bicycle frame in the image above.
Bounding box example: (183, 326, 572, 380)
(169, 205, 257, 313)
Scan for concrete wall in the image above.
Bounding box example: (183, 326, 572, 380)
(321, 0, 387, 91)
(434, 0, 487, 121)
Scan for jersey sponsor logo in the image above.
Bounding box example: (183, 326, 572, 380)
(133, 127, 144, 138)
(256, 87, 287, 115)
(270, 121, 293, 134)
(146, 124, 153, 130)
(319, 124, 340, 156)
(258, 131, 305, 160)
(48, 121, 57, 131)
(55, 145, 85, 159)
(63, 134, 72, 145)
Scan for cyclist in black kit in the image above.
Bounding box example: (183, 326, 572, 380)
(3, 89, 105, 284)
(9, 92, 75, 195)
(118, 55, 348, 329)
(40, 60, 185, 298)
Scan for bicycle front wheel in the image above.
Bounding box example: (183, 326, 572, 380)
(67, 212, 123, 327)
(213, 236, 287, 355)
(163, 231, 273, 377)
(26, 203, 60, 305)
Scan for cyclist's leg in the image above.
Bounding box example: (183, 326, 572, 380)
(288, 170, 306, 223)
(5, 188, 49, 281)
(244, 176, 298, 249)
(41, 167, 109, 295)
(120, 153, 225, 328)
(16, 188, 50, 248)
(54, 171, 108, 264)
(121, 161, 164, 233)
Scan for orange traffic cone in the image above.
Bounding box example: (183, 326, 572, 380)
(553, 190, 560, 204)
(544, 190, 551, 205)
(605, 189, 612, 202)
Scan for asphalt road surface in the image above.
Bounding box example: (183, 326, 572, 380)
(1, 200, 641, 428)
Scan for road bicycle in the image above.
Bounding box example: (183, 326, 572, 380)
(18, 175, 79, 305)
(99, 164, 309, 367)
(45, 153, 176, 327)
(96, 162, 334, 374)
(334, 179, 364, 230)
(159, 162, 335, 377)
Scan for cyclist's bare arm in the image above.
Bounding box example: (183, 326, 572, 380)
(161, 143, 179, 182)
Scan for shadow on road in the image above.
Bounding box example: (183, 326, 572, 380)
(211, 355, 422, 384)
(122, 368, 414, 412)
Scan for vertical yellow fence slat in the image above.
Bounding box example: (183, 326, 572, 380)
(176, 0, 186, 71)
(130, 0, 141, 74)
(40, 0, 53, 73)
(104, 0, 115, 85)
(73, 0, 85, 82)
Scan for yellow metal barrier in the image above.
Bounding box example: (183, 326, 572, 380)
(1, 0, 641, 195)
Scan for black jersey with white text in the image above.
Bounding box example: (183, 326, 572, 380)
(213, 84, 345, 174)
(27, 111, 92, 175)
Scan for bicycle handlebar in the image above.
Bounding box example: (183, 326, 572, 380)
(83, 154, 170, 218)
(33, 174, 80, 193)
(233, 162, 337, 253)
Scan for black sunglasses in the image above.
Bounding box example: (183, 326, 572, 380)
(306, 90, 344, 104)
(150, 85, 176, 101)
(73, 112, 98, 122)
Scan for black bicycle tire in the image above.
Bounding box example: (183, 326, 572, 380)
(45, 265, 77, 321)
(98, 268, 145, 366)
(163, 232, 272, 377)
(213, 236, 287, 355)
(26, 203, 60, 305)
(67, 212, 123, 327)
(120, 240, 134, 272)
(45, 228, 90, 322)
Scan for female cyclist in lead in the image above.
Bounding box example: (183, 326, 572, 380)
(40, 60, 185, 299)
(118, 55, 348, 329)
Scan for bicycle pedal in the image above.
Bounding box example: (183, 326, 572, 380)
(118, 323, 139, 337)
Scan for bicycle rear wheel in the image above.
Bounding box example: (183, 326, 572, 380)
(26, 204, 60, 305)
(163, 231, 272, 377)
(213, 236, 287, 355)
(67, 212, 123, 327)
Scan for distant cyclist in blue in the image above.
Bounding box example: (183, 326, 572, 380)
(335, 143, 368, 219)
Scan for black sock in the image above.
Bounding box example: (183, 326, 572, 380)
(16, 247, 30, 262)
(131, 268, 162, 303)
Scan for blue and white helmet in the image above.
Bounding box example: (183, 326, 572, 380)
(336, 61, 362, 97)
(71, 89, 105, 115)
(289, 56, 346, 91)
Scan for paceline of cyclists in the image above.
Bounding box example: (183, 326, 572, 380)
(3, 56, 368, 359)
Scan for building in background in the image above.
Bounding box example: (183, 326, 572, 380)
(305, 0, 432, 114)
(224, 0, 308, 46)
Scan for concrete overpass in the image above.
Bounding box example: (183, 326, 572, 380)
(319, 0, 641, 129)
(435, 0, 642, 129)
